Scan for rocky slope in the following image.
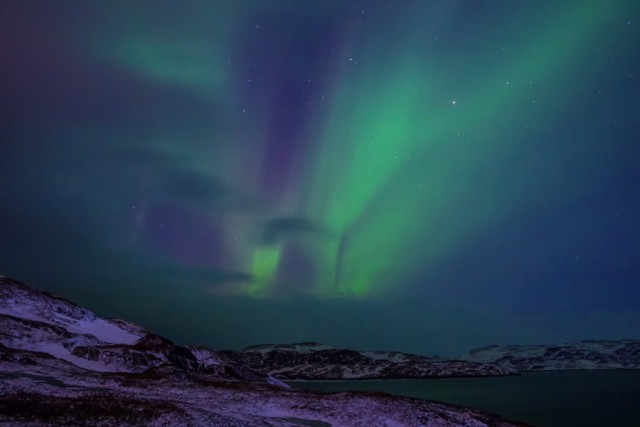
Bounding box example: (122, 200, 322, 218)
(0, 275, 283, 385)
(466, 340, 640, 371)
(0, 275, 524, 426)
(222, 343, 517, 380)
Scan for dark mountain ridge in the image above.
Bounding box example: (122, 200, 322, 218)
(222, 342, 516, 380)
(466, 340, 640, 371)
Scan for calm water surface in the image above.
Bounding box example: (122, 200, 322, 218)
(289, 370, 640, 427)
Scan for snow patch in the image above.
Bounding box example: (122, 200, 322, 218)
(26, 342, 115, 372)
(65, 317, 140, 345)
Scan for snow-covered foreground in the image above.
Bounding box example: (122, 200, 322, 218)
(0, 275, 525, 426)
(0, 365, 524, 427)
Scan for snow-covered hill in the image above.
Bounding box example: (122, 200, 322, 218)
(0, 275, 524, 426)
(0, 275, 284, 382)
(466, 340, 640, 371)
(221, 342, 517, 379)
(0, 276, 143, 343)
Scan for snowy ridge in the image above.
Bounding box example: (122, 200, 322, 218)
(0, 277, 142, 345)
(244, 342, 337, 354)
(186, 345, 225, 367)
(466, 340, 640, 371)
(0, 276, 286, 383)
(0, 314, 122, 372)
(221, 342, 517, 380)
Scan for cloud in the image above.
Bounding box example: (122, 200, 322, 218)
(156, 166, 264, 212)
(154, 264, 253, 287)
(261, 216, 328, 245)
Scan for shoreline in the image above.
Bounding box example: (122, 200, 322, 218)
(284, 367, 640, 383)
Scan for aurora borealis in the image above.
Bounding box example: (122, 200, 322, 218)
(1, 1, 639, 355)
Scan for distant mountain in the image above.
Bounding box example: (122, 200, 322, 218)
(221, 342, 517, 380)
(0, 275, 523, 426)
(466, 340, 640, 371)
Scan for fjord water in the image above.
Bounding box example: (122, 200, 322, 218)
(290, 370, 640, 427)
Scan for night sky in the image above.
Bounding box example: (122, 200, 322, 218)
(1, 1, 639, 356)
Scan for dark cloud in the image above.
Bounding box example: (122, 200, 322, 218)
(157, 167, 263, 211)
(261, 216, 328, 245)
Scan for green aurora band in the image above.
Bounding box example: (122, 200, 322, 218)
(101, 0, 634, 298)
